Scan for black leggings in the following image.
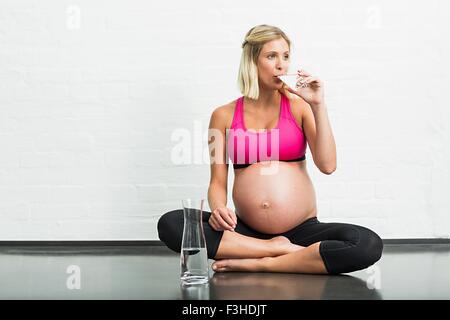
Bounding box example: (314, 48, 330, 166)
(157, 209, 383, 274)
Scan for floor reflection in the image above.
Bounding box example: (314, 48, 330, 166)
(180, 282, 211, 300)
(179, 272, 383, 300)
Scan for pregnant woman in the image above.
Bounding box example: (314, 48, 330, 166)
(158, 24, 383, 274)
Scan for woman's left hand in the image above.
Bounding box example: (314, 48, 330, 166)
(284, 69, 325, 106)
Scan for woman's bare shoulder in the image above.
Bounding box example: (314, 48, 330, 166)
(210, 99, 238, 128)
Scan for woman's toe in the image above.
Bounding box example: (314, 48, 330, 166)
(212, 260, 229, 272)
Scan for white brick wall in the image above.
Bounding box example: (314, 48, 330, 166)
(1, 0, 449, 239)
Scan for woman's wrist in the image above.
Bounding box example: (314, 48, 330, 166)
(310, 101, 326, 109)
(208, 199, 227, 212)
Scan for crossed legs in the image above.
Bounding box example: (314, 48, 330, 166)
(157, 210, 383, 275)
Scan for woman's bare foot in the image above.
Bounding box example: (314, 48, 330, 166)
(270, 236, 304, 256)
(211, 237, 304, 272)
(212, 257, 271, 272)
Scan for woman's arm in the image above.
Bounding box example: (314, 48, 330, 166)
(208, 183, 227, 212)
(310, 102, 337, 174)
(285, 69, 337, 174)
(207, 106, 229, 211)
(207, 106, 237, 230)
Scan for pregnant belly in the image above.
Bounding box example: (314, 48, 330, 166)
(232, 161, 317, 234)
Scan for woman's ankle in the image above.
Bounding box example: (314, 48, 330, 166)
(259, 256, 275, 271)
(268, 236, 304, 256)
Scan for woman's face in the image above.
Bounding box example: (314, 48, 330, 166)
(257, 38, 291, 90)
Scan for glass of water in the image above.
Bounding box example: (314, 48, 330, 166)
(180, 198, 209, 285)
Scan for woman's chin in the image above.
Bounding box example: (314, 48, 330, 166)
(272, 83, 284, 90)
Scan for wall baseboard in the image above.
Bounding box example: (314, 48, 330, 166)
(382, 238, 450, 244)
(0, 239, 449, 246)
(0, 240, 163, 246)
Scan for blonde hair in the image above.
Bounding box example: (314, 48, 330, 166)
(237, 24, 292, 100)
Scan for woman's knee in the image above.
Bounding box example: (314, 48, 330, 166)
(356, 226, 384, 268)
(157, 209, 184, 252)
(315, 224, 384, 274)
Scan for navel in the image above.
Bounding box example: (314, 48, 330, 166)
(261, 201, 270, 209)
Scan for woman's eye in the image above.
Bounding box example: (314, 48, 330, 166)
(269, 55, 289, 59)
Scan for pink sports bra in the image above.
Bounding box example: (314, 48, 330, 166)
(227, 93, 307, 169)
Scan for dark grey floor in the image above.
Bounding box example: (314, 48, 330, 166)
(1, 244, 449, 300)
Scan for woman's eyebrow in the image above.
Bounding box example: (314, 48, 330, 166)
(264, 50, 290, 54)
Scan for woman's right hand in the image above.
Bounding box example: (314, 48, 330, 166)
(209, 206, 237, 232)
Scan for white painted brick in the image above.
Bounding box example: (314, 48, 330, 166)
(47, 219, 158, 240)
(48, 151, 104, 168)
(318, 181, 375, 200)
(29, 204, 89, 220)
(37, 84, 70, 100)
(69, 83, 100, 99)
(46, 117, 80, 134)
(330, 199, 388, 219)
(374, 182, 430, 201)
(0, 134, 34, 152)
(0, 115, 19, 133)
(106, 150, 164, 167)
(99, 83, 129, 99)
(2, 101, 51, 117)
(0, 221, 25, 239)
(316, 200, 332, 217)
(316, 182, 349, 200)
(84, 185, 139, 203)
(344, 182, 375, 200)
(0, 0, 449, 239)
(134, 165, 210, 186)
(15, 221, 57, 239)
(0, 83, 37, 100)
(17, 167, 62, 185)
(0, 152, 21, 168)
(104, 150, 137, 168)
(35, 133, 94, 152)
(61, 167, 134, 185)
(89, 202, 169, 219)
(381, 164, 432, 184)
(0, 203, 29, 221)
(19, 152, 50, 168)
(328, 164, 360, 181)
(53, 103, 105, 117)
(136, 184, 167, 202)
(355, 165, 386, 182)
(45, 186, 88, 204)
(21, 186, 52, 203)
(165, 184, 208, 202)
(25, 67, 83, 84)
(11, 116, 54, 134)
(0, 170, 8, 185)
(82, 68, 139, 83)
